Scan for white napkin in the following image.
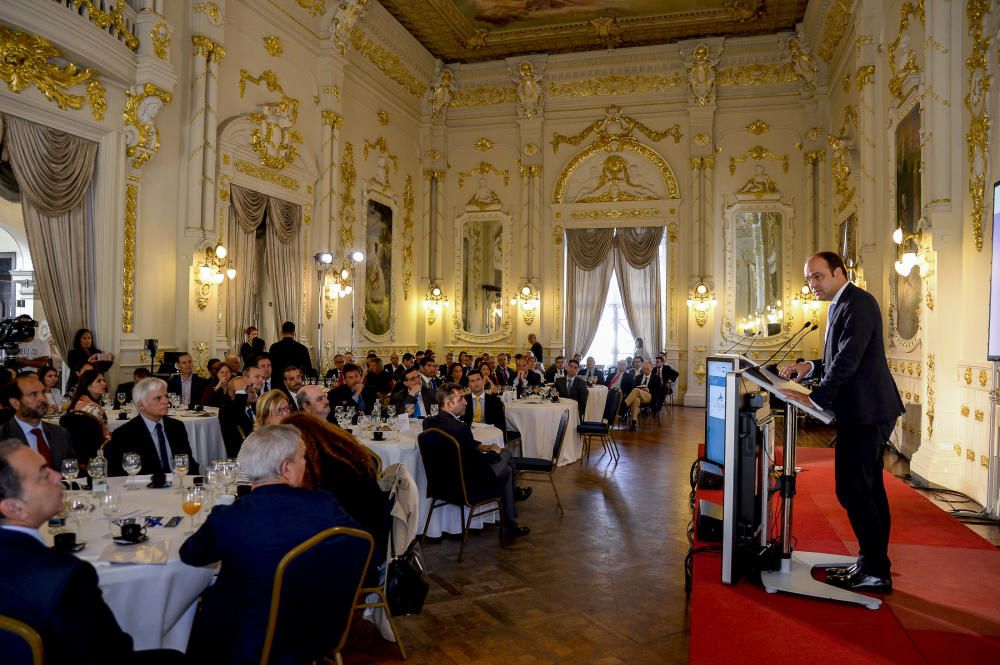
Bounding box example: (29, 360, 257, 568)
(98, 539, 169, 565)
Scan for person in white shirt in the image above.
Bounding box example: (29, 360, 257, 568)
(15, 316, 50, 372)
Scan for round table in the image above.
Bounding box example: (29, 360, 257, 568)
(352, 421, 506, 538)
(584, 385, 609, 422)
(44, 477, 217, 651)
(504, 398, 582, 466)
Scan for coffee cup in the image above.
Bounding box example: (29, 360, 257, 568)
(148, 472, 168, 488)
(117, 412, 129, 420)
(120, 522, 146, 541)
(54, 532, 78, 552)
(373, 430, 384, 441)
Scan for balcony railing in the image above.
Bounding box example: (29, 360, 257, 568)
(52, 0, 141, 51)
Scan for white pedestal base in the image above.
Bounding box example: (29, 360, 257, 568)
(760, 551, 882, 610)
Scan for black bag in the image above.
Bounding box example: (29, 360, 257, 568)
(385, 538, 429, 616)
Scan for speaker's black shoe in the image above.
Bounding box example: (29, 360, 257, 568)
(828, 570, 892, 594)
(514, 486, 533, 502)
(824, 562, 860, 579)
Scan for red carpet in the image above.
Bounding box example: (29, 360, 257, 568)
(690, 449, 1000, 664)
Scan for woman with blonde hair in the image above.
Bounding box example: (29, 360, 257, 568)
(254, 389, 291, 429)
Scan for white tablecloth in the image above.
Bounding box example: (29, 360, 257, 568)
(43, 477, 216, 651)
(504, 398, 582, 466)
(584, 385, 609, 423)
(354, 421, 505, 538)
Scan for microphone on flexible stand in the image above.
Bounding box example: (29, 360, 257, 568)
(768, 323, 819, 372)
(723, 330, 760, 355)
(756, 322, 813, 370)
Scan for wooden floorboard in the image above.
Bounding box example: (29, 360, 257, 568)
(341, 405, 998, 663)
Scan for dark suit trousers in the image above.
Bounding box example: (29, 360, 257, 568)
(834, 419, 894, 577)
(488, 447, 517, 525)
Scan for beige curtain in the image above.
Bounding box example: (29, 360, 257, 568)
(264, 195, 302, 334)
(566, 228, 615, 358)
(615, 226, 663, 357)
(2, 114, 97, 355)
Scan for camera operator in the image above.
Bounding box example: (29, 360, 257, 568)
(14, 315, 50, 372)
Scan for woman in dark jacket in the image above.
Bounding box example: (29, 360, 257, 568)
(239, 326, 266, 369)
(67, 328, 114, 374)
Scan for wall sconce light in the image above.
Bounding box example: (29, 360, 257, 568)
(892, 220, 931, 277)
(509, 283, 539, 325)
(686, 280, 716, 327)
(423, 284, 447, 325)
(195, 241, 236, 309)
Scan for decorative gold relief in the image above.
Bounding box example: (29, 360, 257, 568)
(967, 448, 977, 461)
(554, 138, 678, 202)
(746, 119, 769, 135)
(474, 138, 494, 152)
(927, 353, 935, 438)
(296, 0, 327, 16)
(123, 83, 173, 169)
(888, 0, 925, 99)
(728, 0, 767, 22)
(263, 36, 283, 57)
(979, 369, 988, 387)
(975, 409, 985, 422)
(855, 65, 875, 91)
(547, 73, 682, 97)
(449, 86, 517, 108)
(552, 106, 681, 153)
(728, 145, 788, 176)
(817, 0, 852, 63)
(694, 133, 710, 146)
(570, 208, 661, 220)
(321, 110, 343, 129)
(804, 149, 826, 165)
(193, 3, 223, 25)
(339, 143, 356, 248)
(523, 143, 538, 156)
(716, 63, 798, 87)
(965, 367, 973, 385)
(966, 0, 990, 251)
(982, 455, 990, 468)
(151, 23, 170, 61)
(239, 69, 301, 170)
(349, 27, 426, 98)
(694, 360, 707, 385)
(0, 27, 105, 116)
(961, 405, 969, 417)
(518, 164, 542, 178)
(362, 137, 399, 174)
(71, 0, 139, 50)
(192, 35, 226, 61)
(401, 175, 414, 300)
(377, 110, 389, 126)
(86, 79, 106, 121)
(234, 159, 301, 190)
(458, 161, 509, 189)
(954, 444, 962, 457)
(121, 183, 137, 333)
(828, 133, 854, 213)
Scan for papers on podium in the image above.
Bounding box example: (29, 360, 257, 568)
(758, 365, 810, 395)
(741, 365, 835, 425)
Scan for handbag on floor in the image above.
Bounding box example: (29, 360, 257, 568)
(385, 536, 429, 616)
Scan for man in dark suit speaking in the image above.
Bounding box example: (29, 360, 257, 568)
(780, 252, 904, 594)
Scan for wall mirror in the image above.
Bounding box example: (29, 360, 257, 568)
(453, 209, 512, 342)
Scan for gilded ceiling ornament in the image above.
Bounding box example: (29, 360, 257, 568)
(339, 143, 356, 248)
(589, 17, 621, 49)
(513, 61, 543, 119)
(462, 28, 489, 50)
(716, 63, 798, 86)
(728, 0, 767, 23)
(296, 0, 327, 16)
(193, 3, 224, 26)
(966, 0, 990, 251)
(263, 36, 283, 57)
(86, 80, 106, 121)
(0, 27, 103, 115)
(429, 63, 454, 122)
(551, 105, 681, 153)
(782, 33, 817, 94)
(363, 137, 399, 172)
(458, 161, 509, 189)
(803, 149, 826, 165)
(124, 83, 173, 169)
(683, 44, 719, 106)
(332, 0, 368, 55)
(518, 164, 542, 178)
(474, 138, 494, 152)
(728, 145, 788, 176)
(349, 27, 426, 97)
(321, 110, 343, 129)
(548, 72, 682, 97)
(239, 69, 302, 170)
(402, 175, 414, 300)
(235, 159, 301, 190)
(523, 143, 538, 156)
(377, 110, 389, 126)
(71, 0, 139, 50)
(817, 0, 852, 63)
(746, 120, 769, 135)
(322, 84, 342, 99)
(450, 85, 517, 107)
(887, 1, 924, 99)
(151, 23, 170, 61)
(694, 133, 711, 146)
(121, 184, 137, 333)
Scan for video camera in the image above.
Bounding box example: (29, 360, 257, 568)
(0, 317, 37, 367)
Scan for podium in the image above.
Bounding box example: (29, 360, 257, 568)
(739, 366, 882, 611)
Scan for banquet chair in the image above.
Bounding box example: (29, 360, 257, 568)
(0, 614, 43, 665)
(258, 526, 374, 665)
(577, 388, 623, 464)
(513, 411, 568, 515)
(59, 411, 105, 462)
(417, 428, 504, 562)
(362, 444, 384, 478)
(639, 400, 661, 429)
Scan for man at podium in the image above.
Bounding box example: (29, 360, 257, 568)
(779, 252, 904, 594)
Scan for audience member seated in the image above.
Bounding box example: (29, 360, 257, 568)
(447, 362, 468, 388)
(68, 369, 111, 446)
(581, 356, 604, 384)
(206, 358, 222, 379)
(0, 440, 184, 664)
(555, 359, 589, 418)
(285, 412, 389, 564)
(652, 355, 679, 410)
(1, 373, 75, 469)
(328, 364, 377, 416)
(268, 321, 314, 379)
(297, 385, 331, 420)
(199, 363, 233, 407)
(106, 377, 200, 475)
(223, 353, 242, 376)
(281, 365, 305, 409)
(394, 353, 415, 382)
(38, 365, 62, 413)
(390, 366, 436, 418)
(218, 376, 256, 458)
(114, 367, 151, 407)
(325, 353, 346, 385)
(544, 355, 568, 383)
(239, 325, 265, 370)
(461, 368, 508, 433)
(65, 361, 94, 396)
(494, 353, 514, 386)
(604, 360, 629, 390)
(424, 383, 531, 542)
(418, 356, 440, 391)
(165, 352, 209, 407)
(179, 425, 358, 664)
(510, 357, 541, 397)
(254, 389, 291, 430)
(364, 357, 393, 395)
(384, 353, 402, 380)
(66, 328, 114, 376)
(623, 360, 661, 431)
(249, 353, 274, 394)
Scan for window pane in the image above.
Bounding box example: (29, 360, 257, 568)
(583, 271, 633, 368)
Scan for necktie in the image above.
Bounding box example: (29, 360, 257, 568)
(154, 422, 171, 472)
(825, 302, 838, 344)
(356, 393, 366, 414)
(245, 405, 254, 420)
(30, 428, 53, 467)
(263, 380, 270, 392)
(414, 398, 422, 417)
(641, 374, 648, 387)
(473, 396, 482, 423)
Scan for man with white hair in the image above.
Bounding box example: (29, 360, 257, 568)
(297, 384, 330, 420)
(180, 425, 357, 664)
(107, 377, 200, 476)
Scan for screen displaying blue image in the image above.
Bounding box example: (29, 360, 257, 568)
(705, 358, 733, 465)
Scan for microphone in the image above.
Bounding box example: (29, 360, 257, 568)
(769, 323, 818, 371)
(723, 330, 760, 354)
(757, 322, 813, 369)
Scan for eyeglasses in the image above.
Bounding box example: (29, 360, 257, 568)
(275, 405, 291, 415)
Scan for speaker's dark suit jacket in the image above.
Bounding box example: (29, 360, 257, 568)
(0, 528, 135, 664)
(555, 375, 590, 417)
(218, 394, 254, 458)
(422, 412, 497, 499)
(328, 384, 378, 415)
(461, 392, 507, 432)
(179, 485, 357, 665)
(0, 418, 75, 469)
(105, 415, 201, 476)
(809, 282, 905, 425)
(165, 374, 209, 406)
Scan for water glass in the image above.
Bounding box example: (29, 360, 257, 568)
(429, 404, 439, 417)
(87, 456, 107, 489)
(335, 406, 345, 421)
(386, 404, 396, 418)
(66, 495, 91, 532)
(122, 452, 142, 490)
(173, 453, 189, 492)
(61, 458, 79, 484)
(101, 492, 121, 538)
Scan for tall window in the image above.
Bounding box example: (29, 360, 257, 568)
(583, 273, 634, 367)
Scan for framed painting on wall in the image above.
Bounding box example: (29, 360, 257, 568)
(364, 199, 392, 336)
(890, 102, 922, 347)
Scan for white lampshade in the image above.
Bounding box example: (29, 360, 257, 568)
(212, 272, 225, 284)
(351, 250, 364, 262)
(199, 265, 214, 282)
(214, 243, 228, 259)
(226, 267, 237, 280)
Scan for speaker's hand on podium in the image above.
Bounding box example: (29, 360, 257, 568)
(779, 362, 811, 382)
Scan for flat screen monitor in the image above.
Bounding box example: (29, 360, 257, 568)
(706, 354, 757, 465)
(989, 181, 1000, 360)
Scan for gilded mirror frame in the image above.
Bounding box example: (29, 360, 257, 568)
(452, 208, 513, 344)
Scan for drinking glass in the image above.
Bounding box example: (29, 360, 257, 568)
(334, 406, 345, 422)
(87, 456, 106, 489)
(182, 486, 205, 535)
(66, 495, 91, 532)
(429, 404, 439, 416)
(386, 404, 396, 418)
(116, 392, 126, 408)
(168, 393, 180, 409)
(122, 452, 142, 490)
(345, 406, 356, 421)
(61, 458, 79, 483)
(101, 492, 121, 539)
(173, 453, 189, 492)
(405, 404, 415, 418)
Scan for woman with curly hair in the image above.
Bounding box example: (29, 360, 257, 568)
(282, 411, 389, 563)
(67, 369, 111, 446)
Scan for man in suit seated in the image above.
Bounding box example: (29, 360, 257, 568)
(1, 373, 75, 470)
(494, 353, 514, 386)
(581, 357, 604, 384)
(423, 383, 530, 542)
(218, 375, 257, 458)
(604, 360, 629, 390)
(384, 352, 402, 379)
(281, 365, 305, 410)
(462, 368, 508, 432)
(325, 353, 346, 385)
(106, 378, 201, 475)
(166, 352, 209, 408)
(510, 356, 542, 397)
(418, 356, 440, 392)
(391, 366, 436, 418)
(297, 385, 331, 420)
(623, 360, 662, 431)
(0, 439, 184, 664)
(180, 425, 358, 664)
(543, 355, 568, 383)
(115, 367, 152, 405)
(327, 363, 377, 416)
(555, 359, 589, 418)
(250, 353, 275, 394)
(651, 355, 679, 410)
(394, 353, 415, 382)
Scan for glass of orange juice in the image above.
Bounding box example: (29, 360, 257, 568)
(182, 485, 205, 535)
